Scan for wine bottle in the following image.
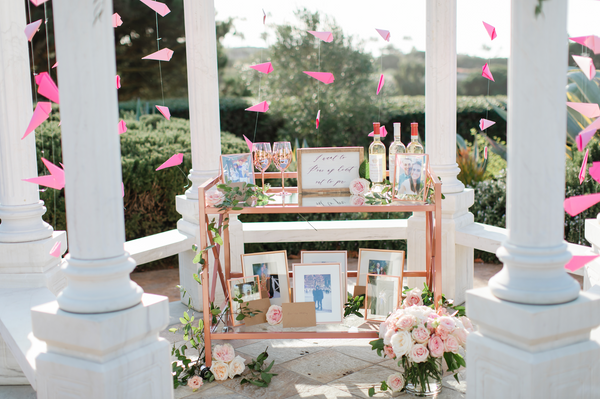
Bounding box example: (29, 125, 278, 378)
(388, 122, 406, 185)
(407, 122, 424, 154)
(369, 122, 386, 192)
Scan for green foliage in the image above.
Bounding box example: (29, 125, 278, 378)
(240, 348, 278, 388)
(457, 128, 489, 188)
(232, 294, 263, 321)
(344, 293, 365, 318)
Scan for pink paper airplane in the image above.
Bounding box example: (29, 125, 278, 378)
(377, 74, 385, 95)
(376, 29, 390, 42)
(245, 101, 269, 113)
(316, 110, 320, 129)
(121, 182, 124, 198)
(142, 48, 174, 61)
(139, 0, 171, 17)
(368, 126, 388, 138)
(116, 75, 121, 89)
(567, 102, 600, 118)
(113, 13, 123, 28)
(156, 153, 183, 171)
(24, 20, 42, 42)
(572, 55, 596, 80)
(30, 0, 49, 6)
(303, 71, 335, 84)
(482, 63, 494, 82)
(482, 21, 497, 40)
(35, 72, 59, 104)
(576, 117, 600, 151)
(249, 62, 273, 74)
(570, 36, 600, 55)
(480, 118, 496, 131)
(307, 31, 333, 43)
(590, 162, 600, 183)
(565, 255, 599, 272)
(52, 62, 58, 69)
(118, 120, 127, 135)
(22, 102, 51, 140)
(49, 241, 61, 258)
(155, 105, 171, 120)
(580, 149, 589, 184)
(564, 193, 600, 216)
(23, 157, 65, 190)
(243, 135, 253, 152)
(263, 9, 266, 25)
(484, 147, 488, 160)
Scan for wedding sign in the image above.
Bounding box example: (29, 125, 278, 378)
(297, 147, 363, 193)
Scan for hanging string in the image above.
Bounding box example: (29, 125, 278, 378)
(155, 13, 165, 106)
(176, 165, 192, 190)
(252, 11, 268, 143)
(379, 47, 383, 122)
(317, 38, 321, 147)
(43, 3, 52, 75)
(43, 2, 57, 227)
(26, 0, 43, 160)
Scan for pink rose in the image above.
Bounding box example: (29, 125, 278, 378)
(205, 190, 225, 207)
(384, 327, 395, 345)
(452, 327, 468, 347)
(384, 345, 396, 359)
(461, 316, 474, 332)
(437, 307, 450, 317)
(379, 322, 389, 340)
(396, 314, 416, 331)
(187, 375, 203, 391)
(210, 361, 229, 381)
(349, 178, 370, 195)
(403, 289, 423, 308)
(435, 326, 449, 341)
(213, 343, 235, 363)
(350, 194, 366, 206)
(386, 373, 405, 391)
(428, 335, 444, 358)
(437, 316, 456, 335)
(411, 326, 430, 344)
(409, 343, 429, 363)
(444, 334, 460, 354)
(386, 312, 401, 328)
(266, 305, 283, 325)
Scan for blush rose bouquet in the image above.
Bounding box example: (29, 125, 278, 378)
(369, 288, 470, 396)
(210, 343, 246, 381)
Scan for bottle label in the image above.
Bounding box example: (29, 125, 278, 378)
(369, 154, 384, 183)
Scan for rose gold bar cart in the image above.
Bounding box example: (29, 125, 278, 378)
(198, 170, 442, 367)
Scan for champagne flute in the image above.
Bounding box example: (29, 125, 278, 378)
(272, 141, 292, 196)
(253, 143, 272, 189)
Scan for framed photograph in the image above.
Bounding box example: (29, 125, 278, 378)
(292, 263, 343, 324)
(357, 249, 405, 286)
(220, 153, 255, 185)
(241, 250, 291, 306)
(300, 250, 348, 299)
(393, 153, 429, 202)
(227, 275, 261, 327)
(365, 274, 402, 322)
(297, 147, 364, 194)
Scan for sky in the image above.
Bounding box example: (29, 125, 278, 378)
(215, 0, 600, 59)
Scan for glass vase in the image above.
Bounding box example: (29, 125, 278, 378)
(403, 357, 442, 397)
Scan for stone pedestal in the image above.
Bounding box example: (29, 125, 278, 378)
(32, 294, 172, 399)
(0, 336, 28, 385)
(584, 219, 600, 290)
(467, 287, 600, 398)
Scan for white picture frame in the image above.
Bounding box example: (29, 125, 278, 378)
(300, 250, 348, 300)
(292, 263, 343, 324)
(297, 147, 364, 193)
(365, 274, 402, 322)
(357, 248, 405, 287)
(241, 250, 291, 306)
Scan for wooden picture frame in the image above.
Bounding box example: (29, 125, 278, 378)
(292, 263, 344, 324)
(392, 153, 429, 202)
(220, 153, 255, 185)
(227, 275, 261, 327)
(357, 248, 405, 287)
(300, 250, 348, 299)
(297, 147, 363, 193)
(241, 250, 291, 306)
(365, 274, 402, 322)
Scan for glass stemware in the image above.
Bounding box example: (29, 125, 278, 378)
(272, 141, 292, 196)
(252, 143, 272, 189)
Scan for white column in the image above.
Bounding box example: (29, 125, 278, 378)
(176, 0, 224, 310)
(407, 0, 474, 304)
(467, 1, 600, 397)
(31, 2, 172, 397)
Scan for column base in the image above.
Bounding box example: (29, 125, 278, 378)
(0, 201, 54, 243)
(467, 287, 600, 398)
(32, 293, 173, 399)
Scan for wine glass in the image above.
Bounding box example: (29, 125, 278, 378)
(272, 141, 293, 196)
(253, 143, 272, 189)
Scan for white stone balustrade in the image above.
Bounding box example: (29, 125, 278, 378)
(467, 1, 600, 397)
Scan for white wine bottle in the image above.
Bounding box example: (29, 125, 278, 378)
(369, 122, 386, 192)
(407, 122, 424, 154)
(388, 122, 406, 185)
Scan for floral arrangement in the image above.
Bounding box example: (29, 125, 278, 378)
(368, 287, 471, 396)
(210, 343, 247, 381)
(266, 305, 283, 325)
